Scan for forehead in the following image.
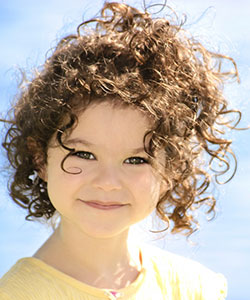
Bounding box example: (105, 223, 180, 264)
(67, 102, 153, 149)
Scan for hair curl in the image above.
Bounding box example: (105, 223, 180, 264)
(1, 2, 241, 235)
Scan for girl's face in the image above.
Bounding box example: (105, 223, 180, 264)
(44, 101, 165, 239)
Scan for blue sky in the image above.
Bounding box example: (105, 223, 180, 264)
(0, 1, 249, 299)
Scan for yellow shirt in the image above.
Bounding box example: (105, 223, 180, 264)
(0, 245, 227, 299)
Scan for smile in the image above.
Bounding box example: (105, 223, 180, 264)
(80, 200, 126, 210)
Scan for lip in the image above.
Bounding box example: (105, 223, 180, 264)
(80, 200, 126, 210)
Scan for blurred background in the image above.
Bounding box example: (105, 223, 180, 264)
(0, 1, 249, 299)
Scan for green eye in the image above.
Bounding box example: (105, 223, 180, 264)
(125, 157, 149, 165)
(72, 151, 95, 160)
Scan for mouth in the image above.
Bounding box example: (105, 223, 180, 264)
(80, 200, 126, 210)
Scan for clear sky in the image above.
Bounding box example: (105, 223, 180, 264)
(0, 1, 249, 299)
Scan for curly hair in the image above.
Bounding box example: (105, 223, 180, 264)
(1, 2, 241, 235)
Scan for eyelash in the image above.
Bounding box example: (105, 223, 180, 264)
(72, 151, 95, 160)
(124, 157, 149, 165)
(71, 151, 149, 165)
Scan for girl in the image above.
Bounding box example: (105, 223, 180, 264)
(0, 2, 242, 299)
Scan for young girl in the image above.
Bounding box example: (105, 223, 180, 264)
(0, 2, 242, 299)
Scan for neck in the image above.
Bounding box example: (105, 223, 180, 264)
(33, 219, 141, 289)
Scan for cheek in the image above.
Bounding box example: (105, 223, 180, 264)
(128, 169, 161, 203)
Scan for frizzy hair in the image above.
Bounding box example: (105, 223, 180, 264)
(1, 2, 241, 234)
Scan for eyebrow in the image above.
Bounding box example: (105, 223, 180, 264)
(65, 138, 146, 155)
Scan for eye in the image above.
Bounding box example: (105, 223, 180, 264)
(124, 156, 149, 165)
(72, 151, 96, 160)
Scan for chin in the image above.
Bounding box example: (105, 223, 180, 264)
(78, 223, 130, 240)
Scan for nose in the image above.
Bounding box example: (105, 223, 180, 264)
(92, 164, 122, 192)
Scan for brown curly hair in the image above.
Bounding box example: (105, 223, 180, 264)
(1, 2, 241, 235)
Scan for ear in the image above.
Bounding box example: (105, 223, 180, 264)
(160, 179, 169, 198)
(27, 137, 48, 182)
(36, 160, 48, 182)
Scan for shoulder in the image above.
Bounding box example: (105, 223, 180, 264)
(0, 257, 65, 299)
(0, 258, 40, 299)
(141, 243, 227, 300)
(0, 290, 11, 300)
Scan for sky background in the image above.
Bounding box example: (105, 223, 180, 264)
(0, 1, 249, 299)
